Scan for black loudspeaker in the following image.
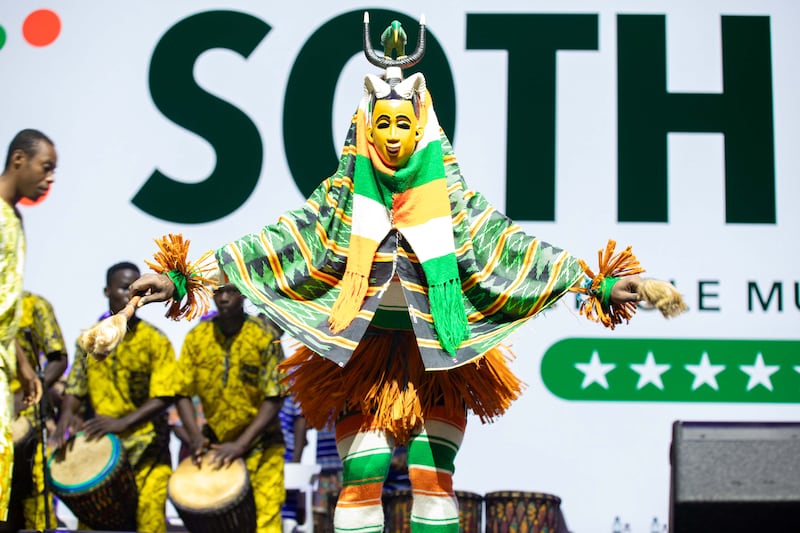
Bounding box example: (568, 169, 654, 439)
(669, 421, 800, 533)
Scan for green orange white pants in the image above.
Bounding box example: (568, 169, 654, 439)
(333, 407, 466, 532)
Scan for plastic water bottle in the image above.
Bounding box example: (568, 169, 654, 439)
(651, 517, 660, 532)
(612, 516, 622, 533)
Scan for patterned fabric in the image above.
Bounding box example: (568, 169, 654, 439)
(216, 112, 584, 372)
(0, 374, 13, 520)
(247, 444, 286, 533)
(14, 291, 65, 422)
(175, 315, 285, 448)
(279, 395, 303, 523)
(9, 292, 66, 527)
(177, 315, 286, 532)
(405, 410, 465, 532)
(19, 440, 58, 530)
(316, 428, 342, 473)
(16, 291, 66, 366)
(333, 75, 466, 354)
(0, 200, 24, 373)
(65, 319, 175, 468)
(333, 407, 464, 533)
(65, 318, 175, 532)
(134, 458, 172, 533)
(279, 395, 302, 461)
(314, 427, 343, 522)
(0, 199, 25, 519)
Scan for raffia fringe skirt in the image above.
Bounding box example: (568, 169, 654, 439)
(277, 329, 525, 443)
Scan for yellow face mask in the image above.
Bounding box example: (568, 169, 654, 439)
(367, 98, 423, 169)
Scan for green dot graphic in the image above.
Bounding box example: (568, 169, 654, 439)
(0, 25, 7, 50)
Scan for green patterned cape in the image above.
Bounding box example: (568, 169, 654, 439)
(216, 121, 584, 370)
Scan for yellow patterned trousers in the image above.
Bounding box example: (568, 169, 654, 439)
(135, 459, 172, 533)
(246, 444, 286, 533)
(20, 439, 58, 530)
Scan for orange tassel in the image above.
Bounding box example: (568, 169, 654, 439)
(144, 234, 217, 321)
(328, 271, 368, 333)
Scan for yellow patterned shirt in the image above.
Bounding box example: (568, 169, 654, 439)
(0, 200, 24, 377)
(16, 291, 66, 364)
(13, 291, 67, 424)
(65, 318, 176, 468)
(176, 315, 285, 452)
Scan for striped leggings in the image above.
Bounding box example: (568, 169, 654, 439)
(333, 407, 466, 532)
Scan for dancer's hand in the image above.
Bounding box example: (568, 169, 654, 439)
(610, 275, 642, 304)
(129, 273, 176, 305)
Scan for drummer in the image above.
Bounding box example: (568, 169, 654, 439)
(174, 284, 286, 533)
(53, 261, 178, 533)
(9, 290, 68, 530)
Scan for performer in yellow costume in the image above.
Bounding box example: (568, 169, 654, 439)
(9, 291, 68, 530)
(54, 262, 177, 533)
(0, 129, 51, 523)
(175, 284, 286, 533)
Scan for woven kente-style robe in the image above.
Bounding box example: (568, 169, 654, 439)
(217, 118, 584, 370)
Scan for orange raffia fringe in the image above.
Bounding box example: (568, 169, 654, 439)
(572, 239, 645, 329)
(144, 234, 218, 321)
(277, 331, 524, 443)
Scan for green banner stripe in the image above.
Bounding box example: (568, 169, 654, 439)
(541, 338, 800, 403)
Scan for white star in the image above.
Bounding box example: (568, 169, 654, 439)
(630, 351, 671, 390)
(795, 365, 800, 375)
(739, 353, 780, 391)
(575, 351, 616, 390)
(684, 352, 726, 391)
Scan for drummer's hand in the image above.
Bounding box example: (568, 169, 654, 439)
(17, 353, 43, 407)
(129, 273, 176, 307)
(609, 275, 642, 305)
(51, 413, 79, 449)
(189, 436, 210, 467)
(83, 415, 127, 438)
(208, 441, 246, 469)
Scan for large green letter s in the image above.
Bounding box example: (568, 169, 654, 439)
(136, 11, 269, 223)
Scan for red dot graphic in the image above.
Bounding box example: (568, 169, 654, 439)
(22, 9, 61, 47)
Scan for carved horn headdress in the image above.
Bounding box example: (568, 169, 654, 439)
(362, 11, 426, 82)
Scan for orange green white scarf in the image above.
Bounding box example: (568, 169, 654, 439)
(329, 73, 468, 354)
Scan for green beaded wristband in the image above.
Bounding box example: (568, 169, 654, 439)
(166, 270, 188, 302)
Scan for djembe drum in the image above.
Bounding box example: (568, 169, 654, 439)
(168, 452, 256, 533)
(47, 432, 138, 531)
(11, 414, 36, 495)
(383, 489, 483, 532)
(484, 491, 563, 533)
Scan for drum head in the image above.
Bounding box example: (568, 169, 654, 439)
(48, 432, 122, 493)
(169, 452, 250, 510)
(11, 415, 33, 444)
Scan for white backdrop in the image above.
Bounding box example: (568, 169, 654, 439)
(2, 1, 799, 531)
